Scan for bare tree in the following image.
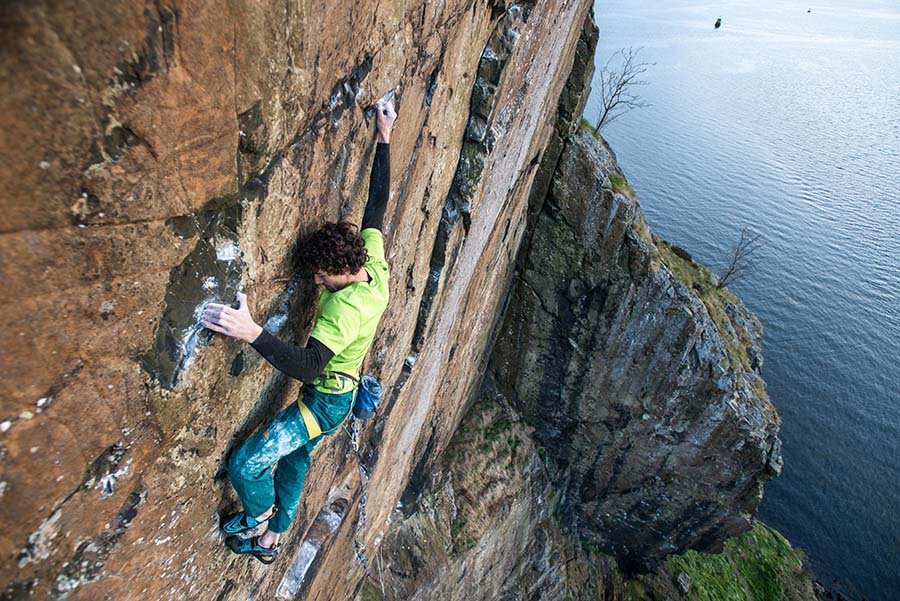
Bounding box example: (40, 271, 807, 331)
(717, 226, 765, 289)
(595, 47, 655, 131)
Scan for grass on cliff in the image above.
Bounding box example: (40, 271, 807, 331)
(579, 116, 602, 140)
(577, 118, 636, 199)
(607, 172, 636, 199)
(663, 521, 817, 601)
(443, 398, 527, 555)
(654, 235, 751, 373)
(355, 579, 384, 601)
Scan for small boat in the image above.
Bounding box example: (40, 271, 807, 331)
(714, 17, 722, 29)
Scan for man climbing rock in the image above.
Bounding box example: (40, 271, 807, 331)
(201, 98, 396, 564)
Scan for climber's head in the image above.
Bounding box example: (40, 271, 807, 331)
(299, 221, 368, 292)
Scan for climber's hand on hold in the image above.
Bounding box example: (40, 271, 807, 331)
(202, 291, 263, 343)
(375, 98, 396, 144)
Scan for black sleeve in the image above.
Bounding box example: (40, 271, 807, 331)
(361, 142, 390, 231)
(249, 330, 334, 382)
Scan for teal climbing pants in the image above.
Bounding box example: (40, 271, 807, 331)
(227, 386, 354, 533)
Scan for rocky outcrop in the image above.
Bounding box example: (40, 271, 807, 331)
(489, 126, 782, 570)
(0, 0, 595, 599)
(372, 398, 625, 601)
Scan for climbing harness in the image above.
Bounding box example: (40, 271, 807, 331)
(300, 370, 378, 439)
(297, 399, 323, 438)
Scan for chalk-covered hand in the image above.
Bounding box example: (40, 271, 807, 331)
(202, 292, 263, 343)
(375, 98, 396, 144)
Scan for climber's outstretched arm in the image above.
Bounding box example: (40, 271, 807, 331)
(249, 330, 334, 382)
(361, 98, 396, 233)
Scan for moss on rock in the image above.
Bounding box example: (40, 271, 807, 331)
(655, 235, 752, 373)
(662, 521, 817, 601)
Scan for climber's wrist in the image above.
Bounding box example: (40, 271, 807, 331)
(244, 322, 264, 344)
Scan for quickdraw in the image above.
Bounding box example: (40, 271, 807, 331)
(344, 418, 372, 575)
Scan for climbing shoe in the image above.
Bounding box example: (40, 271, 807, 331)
(220, 508, 275, 536)
(225, 535, 278, 565)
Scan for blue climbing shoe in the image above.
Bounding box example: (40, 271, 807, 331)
(220, 509, 275, 536)
(225, 535, 278, 565)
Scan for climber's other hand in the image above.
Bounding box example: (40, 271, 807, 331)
(375, 98, 396, 143)
(202, 292, 263, 343)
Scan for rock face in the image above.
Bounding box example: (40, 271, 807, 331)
(372, 398, 626, 601)
(489, 127, 783, 570)
(0, 0, 595, 599)
(371, 22, 782, 595)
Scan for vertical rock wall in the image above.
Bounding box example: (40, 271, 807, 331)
(0, 0, 593, 599)
(490, 131, 783, 569)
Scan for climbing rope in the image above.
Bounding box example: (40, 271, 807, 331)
(344, 418, 372, 576)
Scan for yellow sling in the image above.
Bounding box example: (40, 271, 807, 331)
(297, 400, 322, 439)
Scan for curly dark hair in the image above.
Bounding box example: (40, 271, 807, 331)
(298, 221, 368, 275)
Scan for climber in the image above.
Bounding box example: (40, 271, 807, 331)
(200, 97, 396, 564)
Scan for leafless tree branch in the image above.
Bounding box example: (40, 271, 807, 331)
(717, 226, 765, 289)
(595, 47, 655, 131)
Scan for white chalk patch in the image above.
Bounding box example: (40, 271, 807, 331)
(98, 465, 130, 498)
(0, 420, 11, 432)
(275, 540, 320, 599)
(215, 239, 239, 262)
(19, 509, 63, 567)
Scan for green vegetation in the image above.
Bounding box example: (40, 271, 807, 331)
(579, 116, 602, 140)
(607, 172, 636, 199)
(448, 491, 478, 555)
(664, 521, 817, 601)
(445, 398, 525, 555)
(484, 417, 512, 441)
(355, 578, 384, 601)
(751, 377, 767, 401)
(654, 235, 750, 373)
(624, 580, 650, 601)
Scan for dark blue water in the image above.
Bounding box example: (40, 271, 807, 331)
(585, 2, 900, 599)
